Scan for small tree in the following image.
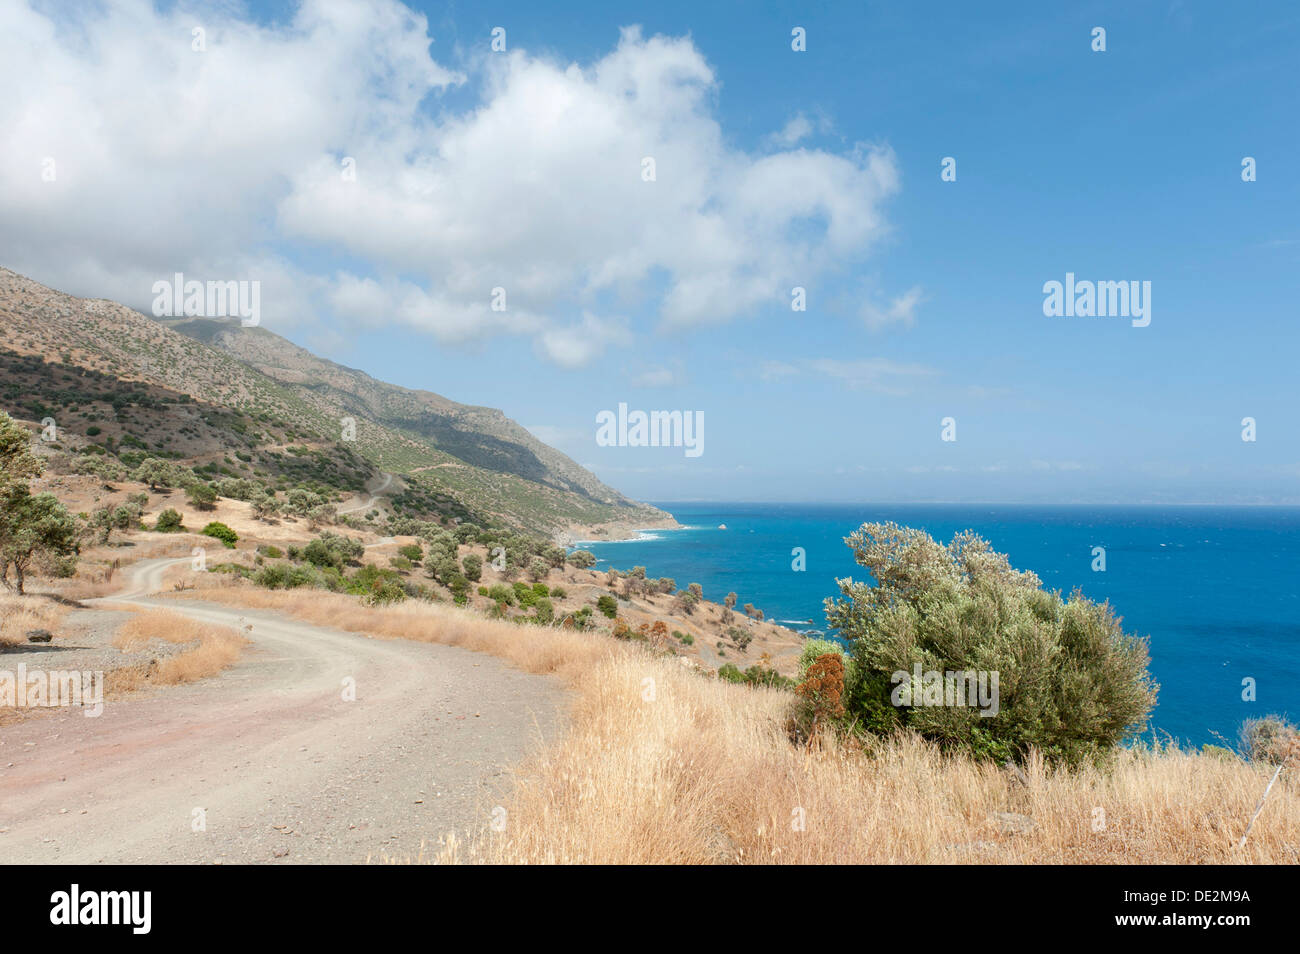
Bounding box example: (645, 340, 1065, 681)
(826, 522, 1158, 765)
(1, 493, 80, 594)
(252, 492, 279, 521)
(0, 414, 79, 592)
(462, 553, 483, 582)
(186, 482, 218, 511)
(133, 457, 182, 490)
(567, 549, 596, 569)
(674, 589, 700, 616)
(155, 508, 185, 533)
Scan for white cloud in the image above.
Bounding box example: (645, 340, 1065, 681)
(802, 357, 939, 395)
(764, 111, 832, 148)
(629, 365, 679, 387)
(537, 312, 631, 368)
(861, 285, 924, 330)
(0, 3, 901, 364)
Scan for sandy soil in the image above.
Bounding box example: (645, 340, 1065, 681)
(0, 559, 564, 864)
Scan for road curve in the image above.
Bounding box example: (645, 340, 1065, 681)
(338, 471, 394, 515)
(0, 559, 561, 863)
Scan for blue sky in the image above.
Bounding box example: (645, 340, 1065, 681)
(5, 1, 1299, 503)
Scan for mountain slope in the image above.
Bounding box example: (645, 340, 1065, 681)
(0, 266, 668, 534)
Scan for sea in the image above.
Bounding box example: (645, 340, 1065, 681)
(575, 503, 1300, 748)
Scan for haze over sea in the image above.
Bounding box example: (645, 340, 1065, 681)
(578, 503, 1300, 748)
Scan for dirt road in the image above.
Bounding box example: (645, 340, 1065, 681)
(0, 559, 562, 863)
(338, 471, 393, 515)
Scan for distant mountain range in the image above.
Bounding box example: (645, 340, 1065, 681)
(0, 266, 667, 534)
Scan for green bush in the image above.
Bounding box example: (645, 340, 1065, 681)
(596, 594, 618, 619)
(567, 549, 596, 569)
(718, 663, 745, 684)
(826, 522, 1157, 766)
(201, 521, 238, 548)
(487, 583, 515, 606)
(303, 538, 340, 568)
(154, 508, 184, 533)
(462, 553, 482, 582)
(185, 482, 218, 511)
(533, 596, 555, 624)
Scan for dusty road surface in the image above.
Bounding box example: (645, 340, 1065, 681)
(0, 559, 562, 863)
(338, 471, 394, 515)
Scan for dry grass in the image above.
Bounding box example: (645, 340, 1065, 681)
(186, 585, 1300, 864)
(107, 609, 248, 690)
(0, 594, 68, 647)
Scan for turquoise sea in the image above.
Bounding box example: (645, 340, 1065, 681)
(576, 503, 1300, 747)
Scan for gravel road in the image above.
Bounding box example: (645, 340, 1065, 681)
(0, 559, 563, 863)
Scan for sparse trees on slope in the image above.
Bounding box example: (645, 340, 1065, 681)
(0, 412, 80, 593)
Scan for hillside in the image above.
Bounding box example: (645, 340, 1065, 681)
(0, 266, 670, 535)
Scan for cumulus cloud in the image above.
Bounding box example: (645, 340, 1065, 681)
(0, 1, 901, 364)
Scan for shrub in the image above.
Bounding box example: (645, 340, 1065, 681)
(1239, 715, 1299, 765)
(533, 596, 555, 624)
(201, 522, 238, 548)
(154, 508, 184, 533)
(462, 553, 482, 582)
(447, 573, 470, 606)
(725, 625, 752, 651)
(527, 557, 550, 582)
(826, 522, 1157, 765)
(398, 543, 424, 564)
(596, 594, 618, 619)
(673, 630, 694, 646)
(798, 639, 855, 687)
(550, 585, 566, 599)
(567, 549, 596, 569)
(718, 663, 746, 684)
(185, 482, 218, 511)
(794, 653, 847, 739)
(564, 606, 594, 630)
(486, 583, 516, 606)
(302, 538, 341, 569)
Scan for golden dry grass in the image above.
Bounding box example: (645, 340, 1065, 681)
(0, 594, 68, 647)
(108, 609, 248, 690)
(186, 585, 1300, 864)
